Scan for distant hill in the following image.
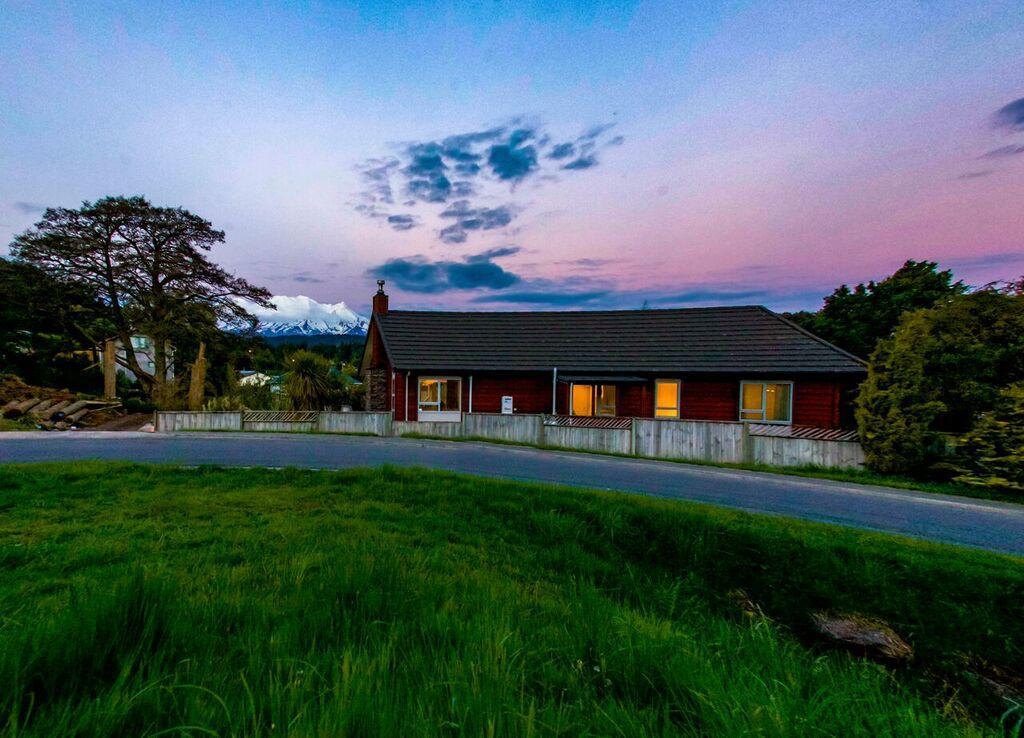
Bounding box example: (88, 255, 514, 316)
(238, 295, 369, 338)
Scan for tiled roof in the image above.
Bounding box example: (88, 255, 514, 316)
(374, 305, 866, 375)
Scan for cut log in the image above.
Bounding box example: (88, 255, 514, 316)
(6, 398, 43, 418)
(45, 400, 71, 419)
(61, 400, 90, 416)
(67, 408, 91, 423)
(2, 400, 22, 418)
(28, 399, 56, 418)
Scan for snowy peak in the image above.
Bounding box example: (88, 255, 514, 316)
(241, 295, 369, 337)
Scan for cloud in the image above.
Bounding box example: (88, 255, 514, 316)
(548, 142, 575, 160)
(471, 289, 611, 306)
(943, 251, 1024, 271)
(981, 144, 1024, 158)
(386, 214, 418, 231)
(993, 97, 1024, 132)
(438, 200, 515, 244)
(562, 154, 597, 170)
(353, 119, 622, 242)
(369, 247, 521, 293)
(486, 137, 539, 181)
(956, 170, 993, 180)
(293, 274, 326, 284)
(12, 201, 47, 214)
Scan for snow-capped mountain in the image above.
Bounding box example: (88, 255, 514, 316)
(242, 295, 369, 337)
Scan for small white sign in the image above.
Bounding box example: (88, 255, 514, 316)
(501, 395, 514, 414)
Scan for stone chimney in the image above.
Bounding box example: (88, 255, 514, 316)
(372, 279, 389, 315)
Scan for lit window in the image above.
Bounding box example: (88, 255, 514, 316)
(418, 377, 461, 420)
(571, 384, 593, 416)
(739, 381, 792, 423)
(654, 379, 680, 418)
(570, 384, 616, 417)
(595, 385, 616, 416)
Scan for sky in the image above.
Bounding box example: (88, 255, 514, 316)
(1, 0, 1023, 315)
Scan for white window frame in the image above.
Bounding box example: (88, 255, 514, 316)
(417, 376, 462, 422)
(739, 380, 793, 425)
(654, 379, 681, 419)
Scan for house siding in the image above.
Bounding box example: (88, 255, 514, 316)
(381, 369, 853, 429)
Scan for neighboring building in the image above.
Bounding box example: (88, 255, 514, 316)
(98, 335, 174, 383)
(361, 282, 866, 428)
(239, 370, 281, 388)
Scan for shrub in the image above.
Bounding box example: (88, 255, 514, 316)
(951, 383, 1024, 492)
(283, 350, 332, 410)
(856, 290, 1024, 475)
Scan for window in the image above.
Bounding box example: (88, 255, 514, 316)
(654, 379, 681, 418)
(571, 384, 593, 416)
(739, 381, 792, 423)
(418, 377, 462, 421)
(570, 384, 616, 416)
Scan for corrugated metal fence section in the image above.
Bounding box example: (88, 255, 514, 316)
(154, 411, 866, 469)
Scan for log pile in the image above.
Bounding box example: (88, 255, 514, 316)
(1, 397, 122, 429)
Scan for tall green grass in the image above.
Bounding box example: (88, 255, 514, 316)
(0, 463, 1020, 736)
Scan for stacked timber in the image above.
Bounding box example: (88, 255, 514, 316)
(1, 396, 121, 428)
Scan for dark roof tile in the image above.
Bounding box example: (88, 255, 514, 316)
(375, 306, 866, 374)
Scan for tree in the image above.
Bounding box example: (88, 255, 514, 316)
(9, 196, 272, 399)
(856, 290, 1024, 475)
(283, 350, 332, 410)
(788, 260, 965, 358)
(950, 383, 1024, 493)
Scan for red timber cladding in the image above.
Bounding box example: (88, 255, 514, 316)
(791, 377, 843, 429)
(680, 378, 738, 422)
(389, 370, 847, 429)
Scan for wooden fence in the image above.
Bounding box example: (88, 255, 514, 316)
(154, 410, 865, 469)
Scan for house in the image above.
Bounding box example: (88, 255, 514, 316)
(361, 282, 866, 428)
(239, 370, 282, 390)
(98, 335, 174, 383)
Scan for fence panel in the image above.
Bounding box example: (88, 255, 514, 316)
(393, 420, 467, 438)
(155, 411, 243, 432)
(543, 425, 632, 455)
(318, 411, 392, 436)
(633, 418, 746, 463)
(242, 420, 316, 432)
(463, 413, 543, 444)
(751, 435, 865, 468)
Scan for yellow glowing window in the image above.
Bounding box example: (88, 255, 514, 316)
(571, 384, 617, 416)
(571, 384, 594, 416)
(655, 379, 681, 418)
(740, 381, 792, 423)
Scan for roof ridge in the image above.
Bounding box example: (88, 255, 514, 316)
(756, 306, 868, 366)
(384, 305, 765, 317)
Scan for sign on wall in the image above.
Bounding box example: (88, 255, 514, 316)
(501, 395, 513, 414)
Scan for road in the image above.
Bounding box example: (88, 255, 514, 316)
(1, 431, 1022, 555)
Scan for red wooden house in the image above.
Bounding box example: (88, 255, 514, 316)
(361, 282, 865, 429)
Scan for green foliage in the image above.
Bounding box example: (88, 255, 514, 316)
(857, 290, 1024, 475)
(951, 383, 1024, 492)
(9, 196, 271, 396)
(283, 349, 332, 410)
(788, 260, 965, 359)
(1, 463, 1021, 735)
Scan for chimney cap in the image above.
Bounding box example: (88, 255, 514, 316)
(376, 279, 386, 294)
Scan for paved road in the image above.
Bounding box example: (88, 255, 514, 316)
(2, 431, 1022, 556)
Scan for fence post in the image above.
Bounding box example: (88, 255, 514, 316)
(741, 422, 754, 464)
(538, 415, 546, 446)
(630, 417, 637, 456)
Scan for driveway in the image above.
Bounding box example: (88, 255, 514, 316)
(1, 431, 1022, 556)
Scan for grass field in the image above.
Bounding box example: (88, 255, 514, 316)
(0, 463, 1021, 736)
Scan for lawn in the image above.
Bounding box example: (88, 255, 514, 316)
(0, 464, 1021, 737)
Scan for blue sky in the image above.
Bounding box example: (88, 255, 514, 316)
(2, 0, 1022, 313)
